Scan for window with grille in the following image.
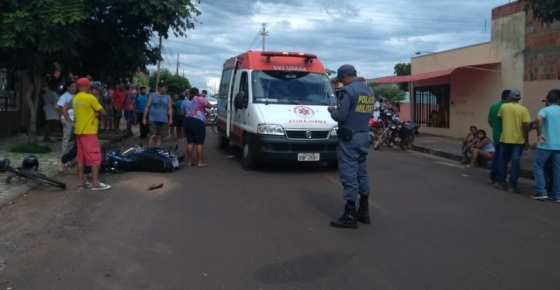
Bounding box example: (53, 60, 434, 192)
(413, 85, 450, 128)
(0, 69, 18, 112)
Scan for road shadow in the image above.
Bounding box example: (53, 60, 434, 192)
(300, 188, 340, 219)
(253, 251, 354, 284)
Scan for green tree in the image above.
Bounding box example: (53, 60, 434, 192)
(370, 83, 406, 103)
(74, 0, 200, 83)
(528, 0, 560, 23)
(133, 70, 150, 88)
(0, 0, 88, 142)
(394, 63, 411, 92)
(394, 63, 411, 76)
(0, 0, 200, 142)
(149, 69, 191, 95)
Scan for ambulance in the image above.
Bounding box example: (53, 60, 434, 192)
(216, 51, 338, 169)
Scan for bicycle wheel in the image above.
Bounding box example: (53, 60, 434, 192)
(13, 170, 66, 190)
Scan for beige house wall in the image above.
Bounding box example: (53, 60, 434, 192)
(411, 43, 498, 74)
(411, 10, 527, 139)
(524, 80, 560, 116)
(418, 68, 502, 138)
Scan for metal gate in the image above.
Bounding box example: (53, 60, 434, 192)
(413, 85, 450, 128)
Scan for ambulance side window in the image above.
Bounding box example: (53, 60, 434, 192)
(236, 72, 249, 109)
(219, 69, 233, 100)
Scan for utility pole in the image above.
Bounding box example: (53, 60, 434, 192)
(260, 23, 269, 51)
(155, 35, 163, 92)
(176, 53, 180, 76)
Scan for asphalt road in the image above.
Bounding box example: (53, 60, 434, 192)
(1, 133, 560, 290)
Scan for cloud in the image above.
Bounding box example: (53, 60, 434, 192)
(157, 0, 510, 92)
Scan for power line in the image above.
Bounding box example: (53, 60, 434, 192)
(247, 31, 260, 50)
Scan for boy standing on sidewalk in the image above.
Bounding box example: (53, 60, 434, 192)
(496, 90, 531, 193)
(533, 90, 560, 201)
(70, 78, 111, 191)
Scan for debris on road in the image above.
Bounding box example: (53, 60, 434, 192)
(149, 183, 164, 191)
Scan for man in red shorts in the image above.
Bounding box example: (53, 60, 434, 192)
(70, 77, 111, 190)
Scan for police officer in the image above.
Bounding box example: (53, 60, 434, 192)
(328, 65, 375, 229)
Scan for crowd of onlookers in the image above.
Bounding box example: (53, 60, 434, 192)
(39, 70, 213, 191)
(462, 89, 559, 201)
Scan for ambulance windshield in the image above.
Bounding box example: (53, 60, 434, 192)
(252, 71, 334, 106)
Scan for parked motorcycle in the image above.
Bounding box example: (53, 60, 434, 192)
(369, 108, 399, 149)
(372, 119, 417, 151)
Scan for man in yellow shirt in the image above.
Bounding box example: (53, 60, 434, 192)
(496, 90, 531, 193)
(68, 78, 111, 191)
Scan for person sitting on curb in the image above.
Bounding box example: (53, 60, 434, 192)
(462, 125, 478, 163)
(66, 77, 111, 191)
(467, 130, 495, 168)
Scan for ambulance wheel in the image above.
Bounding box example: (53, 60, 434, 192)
(242, 142, 258, 170)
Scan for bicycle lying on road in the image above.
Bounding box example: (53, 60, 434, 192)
(0, 159, 66, 190)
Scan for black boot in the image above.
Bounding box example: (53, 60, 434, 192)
(330, 202, 358, 229)
(357, 196, 371, 224)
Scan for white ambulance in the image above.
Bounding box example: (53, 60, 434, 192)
(216, 51, 339, 169)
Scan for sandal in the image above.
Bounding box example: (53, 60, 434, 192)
(90, 182, 112, 191)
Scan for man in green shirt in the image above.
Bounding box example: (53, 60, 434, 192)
(488, 90, 510, 184)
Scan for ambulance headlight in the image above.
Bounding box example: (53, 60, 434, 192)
(257, 124, 285, 136)
(331, 126, 338, 137)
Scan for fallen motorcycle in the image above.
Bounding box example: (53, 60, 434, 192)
(102, 145, 185, 173)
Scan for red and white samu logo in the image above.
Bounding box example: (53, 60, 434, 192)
(293, 106, 315, 120)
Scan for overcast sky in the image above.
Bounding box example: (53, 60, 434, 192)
(158, 0, 510, 93)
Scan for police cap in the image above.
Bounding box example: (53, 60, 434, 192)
(336, 64, 357, 81)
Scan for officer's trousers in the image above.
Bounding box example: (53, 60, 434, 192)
(337, 132, 371, 202)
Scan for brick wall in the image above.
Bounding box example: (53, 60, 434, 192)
(525, 11, 560, 81)
(492, 1, 523, 20)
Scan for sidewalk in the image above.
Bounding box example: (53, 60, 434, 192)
(0, 131, 128, 208)
(412, 134, 535, 179)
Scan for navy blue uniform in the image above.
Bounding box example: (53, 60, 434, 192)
(330, 79, 375, 202)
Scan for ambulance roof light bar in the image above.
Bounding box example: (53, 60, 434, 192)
(261, 51, 317, 64)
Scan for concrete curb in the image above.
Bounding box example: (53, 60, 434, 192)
(411, 145, 463, 162)
(0, 133, 129, 209)
(411, 144, 534, 180)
